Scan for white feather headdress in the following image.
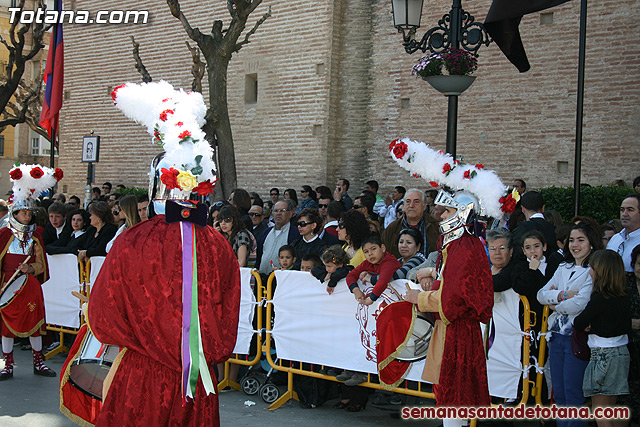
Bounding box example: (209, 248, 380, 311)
(389, 138, 515, 218)
(111, 81, 216, 195)
(8, 163, 63, 205)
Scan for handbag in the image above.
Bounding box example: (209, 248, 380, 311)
(570, 328, 591, 361)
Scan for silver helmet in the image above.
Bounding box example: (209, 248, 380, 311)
(434, 189, 479, 245)
(8, 199, 37, 242)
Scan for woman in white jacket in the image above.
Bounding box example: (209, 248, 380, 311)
(537, 222, 603, 427)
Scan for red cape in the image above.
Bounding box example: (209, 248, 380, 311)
(87, 215, 241, 426)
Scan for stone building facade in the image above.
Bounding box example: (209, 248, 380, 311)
(54, 0, 639, 199)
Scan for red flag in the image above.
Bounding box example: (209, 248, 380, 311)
(39, 0, 64, 141)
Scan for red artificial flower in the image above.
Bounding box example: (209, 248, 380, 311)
(30, 166, 44, 179)
(110, 84, 126, 102)
(176, 121, 184, 127)
(154, 129, 163, 142)
(453, 159, 461, 165)
(178, 130, 191, 140)
(475, 163, 484, 169)
(412, 173, 421, 179)
(392, 141, 408, 159)
(9, 168, 22, 180)
(463, 169, 471, 179)
(500, 194, 517, 213)
(30, 188, 36, 194)
(437, 150, 444, 155)
(442, 163, 452, 174)
(160, 167, 180, 190)
(159, 109, 175, 122)
(194, 180, 215, 196)
(429, 181, 439, 188)
(53, 168, 64, 182)
(389, 139, 399, 152)
(162, 98, 172, 103)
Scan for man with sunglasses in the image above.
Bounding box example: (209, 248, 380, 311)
(248, 205, 268, 240)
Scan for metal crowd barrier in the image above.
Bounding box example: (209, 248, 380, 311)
(218, 270, 265, 391)
(218, 272, 551, 421)
(44, 259, 88, 360)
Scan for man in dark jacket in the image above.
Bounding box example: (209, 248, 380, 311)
(382, 189, 439, 258)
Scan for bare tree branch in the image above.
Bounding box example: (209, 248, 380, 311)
(167, 0, 204, 44)
(0, 0, 49, 130)
(234, 6, 271, 52)
(185, 41, 205, 93)
(131, 36, 152, 83)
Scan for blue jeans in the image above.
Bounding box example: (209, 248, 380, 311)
(549, 333, 589, 427)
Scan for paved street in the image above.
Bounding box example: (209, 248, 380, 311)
(0, 348, 438, 426)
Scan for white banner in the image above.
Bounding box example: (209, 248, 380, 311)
(483, 289, 523, 399)
(42, 254, 82, 328)
(233, 268, 256, 355)
(270, 270, 427, 382)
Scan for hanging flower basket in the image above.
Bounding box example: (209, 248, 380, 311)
(422, 75, 476, 96)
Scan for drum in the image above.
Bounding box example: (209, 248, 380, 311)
(0, 274, 27, 309)
(395, 314, 434, 363)
(69, 332, 120, 400)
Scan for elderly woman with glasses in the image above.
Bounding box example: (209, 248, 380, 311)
(295, 185, 318, 215)
(291, 208, 327, 270)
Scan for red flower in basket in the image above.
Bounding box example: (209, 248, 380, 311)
(53, 168, 64, 181)
(160, 167, 180, 190)
(30, 167, 44, 179)
(9, 168, 22, 180)
(443, 163, 452, 174)
(194, 180, 215, 196)
(389, 139, 400, 152)
(392, 141, 408, 159)
(463, 170, 471, 179)
(475, 164, 484, 169)
(178, 130, 191, 140)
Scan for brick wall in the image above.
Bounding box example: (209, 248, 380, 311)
(55, 0, 639, 205)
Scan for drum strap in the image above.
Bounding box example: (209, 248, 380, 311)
(180, 222, 215, 401)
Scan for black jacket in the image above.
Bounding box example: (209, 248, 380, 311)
(43, 222, 72, 247)
(512, 217, 558, 260)
(80, 224, 118, 257)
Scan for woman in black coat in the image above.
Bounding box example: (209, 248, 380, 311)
(77, 201, 118, 261)
(46, 209, 91, 255)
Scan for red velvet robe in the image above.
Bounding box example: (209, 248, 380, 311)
(418, 232, 493, 407)
(0, 227, 48, 337)
(87, 215, 241, 427)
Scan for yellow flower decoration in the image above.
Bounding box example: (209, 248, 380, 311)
(511, 188, 521, 203)
(176, 170, 198, 192)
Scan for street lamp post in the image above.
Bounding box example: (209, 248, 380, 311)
(391, 0, 490, 158)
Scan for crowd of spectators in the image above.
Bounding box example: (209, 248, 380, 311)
(3, 176, 639, 422)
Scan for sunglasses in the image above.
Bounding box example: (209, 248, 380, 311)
(353, 205, 363, 209)
(300, 190, 308, 194)
(338, 223, 345, 229)
(297, 221, 312, 227)
(318, 203, 328, 208)
(219, 217, 233, 223)
(248, 212, 263, 217)
(270, 193, 278, 196)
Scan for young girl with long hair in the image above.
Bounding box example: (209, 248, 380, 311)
(537, 222, 603, 427)
(574, 250, 631, 427)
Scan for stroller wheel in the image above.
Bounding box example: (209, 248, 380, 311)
(260, 383, 280, 404)
(241, 376, 261, 395)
